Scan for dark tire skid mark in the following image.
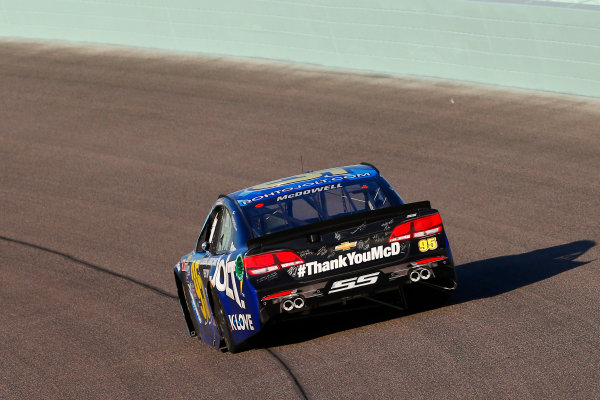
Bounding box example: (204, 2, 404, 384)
(0, 235, 309, 398)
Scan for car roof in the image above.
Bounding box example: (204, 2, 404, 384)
(229, 164, 380, 207)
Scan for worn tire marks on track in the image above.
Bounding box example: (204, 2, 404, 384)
(0, 235, 177, 300)
(266, 349, 310, 400)
(0, 234, 310, 399)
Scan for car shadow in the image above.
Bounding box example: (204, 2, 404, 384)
(254, 240, 596, 349)
(452, 239, 596, 304)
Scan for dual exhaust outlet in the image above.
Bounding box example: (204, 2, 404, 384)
(409, 267, 432, 283)
(280, 269, 431, 311)
(282, 296, 305, 312)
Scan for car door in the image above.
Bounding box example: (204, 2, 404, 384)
(184, 207, 224, 348)
(208, 204, 261, 344)
(208, 206, 247, 310)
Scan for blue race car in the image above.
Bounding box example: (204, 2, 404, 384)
(173, 163, 457, 352)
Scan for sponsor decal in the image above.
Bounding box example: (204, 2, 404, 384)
(234, 255, 244, 281)
(181, 253, 195, 271)
(187, 282, 200, 317)
(329, 272, 380, 294)
(228, 314, 255, 331)
(191, 261, 211, 321)
(334, 232, 342, 241)
(235, 255, 244, 293)
(335, 241, 357, 251)
(238, 172, 373, 206)
(289, 242, 404, 278)
(275, 183, 341, 202)
(210, 255, 246, 309)
(250, 167, 350, 190)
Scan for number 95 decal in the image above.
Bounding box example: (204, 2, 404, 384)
(329, 272, 380, 294)
(418, 237, 438, 252)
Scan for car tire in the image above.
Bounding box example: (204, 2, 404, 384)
(210, 289, 243, 354)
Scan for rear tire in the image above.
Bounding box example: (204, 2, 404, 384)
(210, 290, 244, 354)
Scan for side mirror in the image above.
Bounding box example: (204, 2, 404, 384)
(201, 241, 210, 252)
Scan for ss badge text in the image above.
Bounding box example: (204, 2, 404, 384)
(328, 272, 380, 294)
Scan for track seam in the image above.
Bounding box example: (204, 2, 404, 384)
(265, 348, 310, 400)
(0, 235, 177, 299)
(2, 235, 310, 398)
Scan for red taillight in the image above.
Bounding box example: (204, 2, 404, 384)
(244, 251, 304, 275)
(389, 222, 411, 242)
(388, 213, 443, 243)
(276, 251, 304, 268)
(413, 213, 442, 232)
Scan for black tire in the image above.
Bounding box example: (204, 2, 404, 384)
(210, 290, 243, 354)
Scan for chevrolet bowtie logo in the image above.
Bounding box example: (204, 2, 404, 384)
(335, 241, 357, 251)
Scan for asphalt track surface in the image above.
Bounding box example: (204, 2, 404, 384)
(1, 40, 599, 400)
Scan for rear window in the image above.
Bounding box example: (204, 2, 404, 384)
(244, 179, 396, 236)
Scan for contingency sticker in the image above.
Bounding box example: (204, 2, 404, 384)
(191, 261, 211, 321)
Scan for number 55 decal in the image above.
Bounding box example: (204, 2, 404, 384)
(329, 272, 380, 294)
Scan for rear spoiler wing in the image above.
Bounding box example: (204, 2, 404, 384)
(247, 201, 432, 252)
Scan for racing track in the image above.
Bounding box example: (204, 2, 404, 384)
(1, 40, 599, 400)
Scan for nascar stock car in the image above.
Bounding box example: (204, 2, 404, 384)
(173, 163, 457, 353)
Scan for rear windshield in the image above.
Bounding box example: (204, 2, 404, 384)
(243, 179, 396, 236)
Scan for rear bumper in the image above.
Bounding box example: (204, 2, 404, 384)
(257, 256, 456, 325)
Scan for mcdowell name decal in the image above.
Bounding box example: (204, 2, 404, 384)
(275, 183, 342, 201)
(238, 172, 372, 206)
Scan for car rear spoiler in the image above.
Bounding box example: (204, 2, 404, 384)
(247, 200, 432, 252)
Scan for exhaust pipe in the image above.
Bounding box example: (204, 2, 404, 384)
(409, 269, 421, 282)
(282, 296, 305, 312)
(293, 297, 305, 309)
(409, 268, 431, 282)
(282, 299, 294, 312)
(419, 268, 431, 280)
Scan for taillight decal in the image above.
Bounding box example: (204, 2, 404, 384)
(389, 213, 443, 243)
(276, 251, 304, 268)
(280, 260, 303, 268)
(413, 214, 442, 232)
(389, 222, 411, 242)
(247, 265, 279, 275)
(244, 251, 305, 275)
